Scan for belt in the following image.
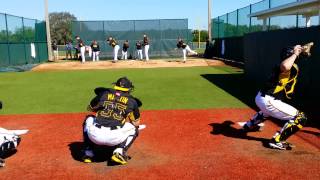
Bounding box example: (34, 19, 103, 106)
(94, 123, 121, 130)
(259, 91, 277, 100)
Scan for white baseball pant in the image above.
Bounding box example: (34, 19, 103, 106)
(113, 45, 120, 61)
(84, 116, 137, 147)
(144, 45, 149, 61)
(255, 91, 298, 120)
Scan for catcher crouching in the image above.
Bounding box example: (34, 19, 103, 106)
(82, 77, 144, 165)
(241, 42, 314, 150)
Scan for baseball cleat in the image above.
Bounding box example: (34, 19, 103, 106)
(238, 122, 264, 132)
(0, 158, 5, 167)
(268, 139, 292, 150)
(111, 152, 127, 165)
(138, 124, 146, 130)
(82, 155, 93, 163)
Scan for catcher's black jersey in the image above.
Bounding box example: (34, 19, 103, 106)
(88, 88, 140, 127)
(261, 63, 299, 101)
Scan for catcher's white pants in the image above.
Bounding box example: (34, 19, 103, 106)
(137, 50, 143, 60)
(144, 45, 149, 60)
(121, 50, 128, 60)
(80, 46, 86, 63)
(113, 45, 120, 61)
(182, 45, 197, 61)
(255, 91, 298, 121)
(84, 117, 137, 146)
(92, 51, 100, 61)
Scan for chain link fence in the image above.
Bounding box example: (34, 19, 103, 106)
(0, 13, 48, 70)
(212, 0, 319, 38)
(72, 19, 192, 59)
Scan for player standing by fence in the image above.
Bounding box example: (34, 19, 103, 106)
(143, 34, 150, 61)
(136, 41, 143, 60)
(91, 40, 100, 61)
(65, 41, 73, 60)
(107, 37, 120, 63)
(122, 40, 129, 60)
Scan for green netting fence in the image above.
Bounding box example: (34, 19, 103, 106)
(0, 13, 48, 71)
(212, 0, 319, 39)
(72, 19, 191, 59)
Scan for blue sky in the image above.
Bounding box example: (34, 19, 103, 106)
(0, 0, 262, 29)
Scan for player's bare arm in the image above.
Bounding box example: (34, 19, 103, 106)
(280, 45, 302, 72)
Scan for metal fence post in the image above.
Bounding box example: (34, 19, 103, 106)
(236, 9, 239, 36)
(217, 16, 220, 38)
(268, 0, 271, 30)
(249, 4, 252, 32)
(22, 17, 28, 64)
(4, 13, 10, 65)
(159, 19, 162, 58)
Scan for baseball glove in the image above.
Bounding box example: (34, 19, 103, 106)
(301, 42, 314, 57)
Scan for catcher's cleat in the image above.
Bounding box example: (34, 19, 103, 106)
(111, 152, 127, 165)
(301, 42, 314, 57)
(268, 139, 292, 150)
(82, 155, 93, 163)
(0, 158, 5, 167)
(281, 141, 295, 148)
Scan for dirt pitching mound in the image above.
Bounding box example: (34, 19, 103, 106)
(31, 58, 226, 71)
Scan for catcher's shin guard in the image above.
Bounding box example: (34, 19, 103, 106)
(274, 112, 307, 142)
(119, 127, 139, 152)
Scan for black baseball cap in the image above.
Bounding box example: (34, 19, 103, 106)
(113, 77, 134, 92)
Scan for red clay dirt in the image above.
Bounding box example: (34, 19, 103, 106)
(0, 108, 319, 179)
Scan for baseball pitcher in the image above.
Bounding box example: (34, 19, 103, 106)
(143, 34, 150, 61)
(82, 77, 144, 165)
(241, 42, 314, 150)
(107, 36, 120, 62)
(176, 37, 198, 62)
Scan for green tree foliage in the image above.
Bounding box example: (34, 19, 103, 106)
(49, 12, 77, 44)
(192, 30, 208, 42)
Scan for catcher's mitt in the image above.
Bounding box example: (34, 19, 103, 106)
(301, 42, 314, 57)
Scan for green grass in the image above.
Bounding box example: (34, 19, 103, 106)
(0, 66, 250, 114)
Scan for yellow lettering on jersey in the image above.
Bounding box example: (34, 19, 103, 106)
(107, 94, 115, 101)
(119, 97, 128, 104)
(103, 101, 113, 109)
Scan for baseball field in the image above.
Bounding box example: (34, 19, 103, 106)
(0, 59, 319, 179)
